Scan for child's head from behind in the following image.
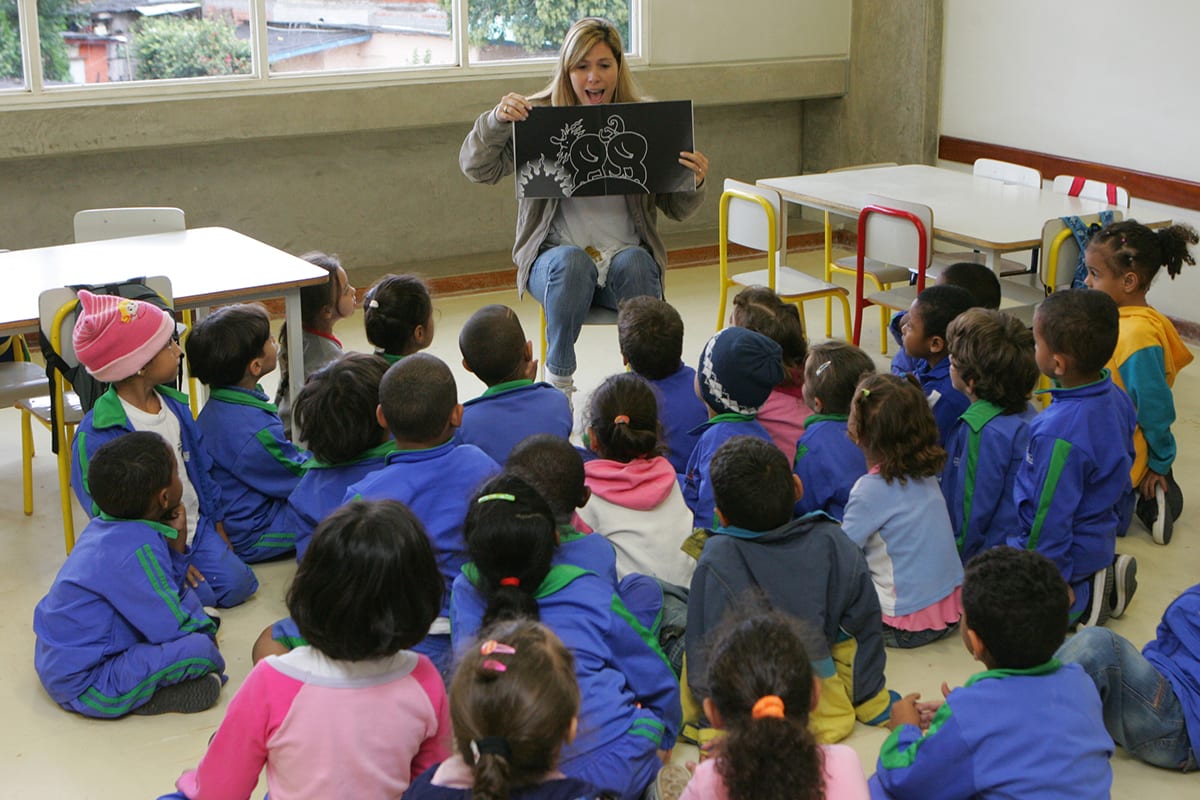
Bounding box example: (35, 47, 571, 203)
(731, 286, 807, 382)
(585, 372, 661, 462)
(72, 289, 179, 385)
(89, 431, 180, 520)
(459, 304, 531, 386)
(1032, 289, 1119, 381)
(506, 434, 587, 525)
(287, 499, 443, 661)
(617, 296, 685, 380)
(706, 611, 823, 800)
(710, 436, 796, 532)
(902, 284, 975, 364)
(185, 303, 274, 387)
(300, 251, 355, 329)
(465, 474, 559, 628)
(938, 262, 1002, 310)
(946, 309, 1038, 413)
(294, 353, 390, 464)
(802, 340, 876, 415)
(696, 327, 784, 416)
(363, 274, 434, 357)
(378, 353, 459, 445)
(451, 620, 579, 800)
(849, 373, 945, 483)
(1084, 219, 1198, 300)
(962, 547, 1068, 669)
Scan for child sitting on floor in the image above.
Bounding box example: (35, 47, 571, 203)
(683, 327, 783, 530)
(842, 374, 963, 649)
(730, 285, 813, 460)
(70, 290, 258, 608)
(1008, 289, 1138, 628)
(678, 611, 870, 800)
(275, 251, 357, 438)
(1083, 219, 1198, 544)
(580, 372, 696, 588)
(896, 284, 976, 446)
(870, 547, 1113, 798)
(406, 620, 616, 800)
(618, 296, 709, 474)
(347, 353, 501, 674)
(363, 273, 435, 363)
(188, 303, 308, 562)
(793, 340, 876, 522)
(890, 261, 1001, 376)
(36, 432, 223, 718)
(687, 436, 891, 743)
(163, 500, 449, 800)
(941, 308, 1040, 562)
(457, 304, 573, 463)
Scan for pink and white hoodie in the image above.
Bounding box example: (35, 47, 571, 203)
(580, 456, 696, 588)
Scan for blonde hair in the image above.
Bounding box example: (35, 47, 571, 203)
(529, 17, 642, 107)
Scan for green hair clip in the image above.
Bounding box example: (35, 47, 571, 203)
(861, 388, 871, 397)
(477, 493, 516, 504)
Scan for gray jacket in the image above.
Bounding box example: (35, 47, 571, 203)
(459, 107, 707, 296)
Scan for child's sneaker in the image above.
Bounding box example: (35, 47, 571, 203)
(1109, 554, 1138, 619)
(547, 371, 576, 412)
(133, 672, 221, 715)
(1137, 474, 1183, 545)
(653, 763, 692, 800)
(1079, 567, 1113, 628)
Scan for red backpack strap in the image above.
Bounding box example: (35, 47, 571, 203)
(1106, 183, 1118, 205)
(1069, 176, 1086, 196)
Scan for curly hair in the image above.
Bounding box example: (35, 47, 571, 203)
(732, 286, 808, 386)
(585, 372, 662, 462)
(946, 309, 1038, 414)
(708, 611, 825, 800)
(363, 273, 432, 357)
(963, 547, 1069, 668)
(293, 353, 389, 464)
(848, 373, 945, 483)
(1087, 219, 1198, 289)
(450, 620, 579, 800)
(803, 341, 876, 415)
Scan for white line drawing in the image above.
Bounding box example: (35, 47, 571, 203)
(518, 114, 649, 198)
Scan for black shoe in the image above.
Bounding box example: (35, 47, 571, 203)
(133, 672, 221, 715)
(1079, 567, 1113, 628)
(1110, 554, 1138, 619)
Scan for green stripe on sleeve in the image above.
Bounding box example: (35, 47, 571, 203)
(958, 427, 983, 552)
(1026, 439, 1073, 551)
(878, 701, 954, 769)
(610, 594, 672, 672)
(255, 428, 308, 476)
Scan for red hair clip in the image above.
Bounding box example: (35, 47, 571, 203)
(499, 576, 520, 587)
(480, 640, 517, 656)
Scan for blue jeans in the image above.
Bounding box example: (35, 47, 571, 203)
(526, 245, 661, 377)
(1056, 626, 1197, 771)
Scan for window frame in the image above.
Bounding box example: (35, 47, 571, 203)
(1, 0, 646, 107)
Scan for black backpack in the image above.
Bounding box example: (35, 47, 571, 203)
(40, 277, 182, 451)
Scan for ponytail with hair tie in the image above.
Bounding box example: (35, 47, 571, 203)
(751, 694, 785, 720)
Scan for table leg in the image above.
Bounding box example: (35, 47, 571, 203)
(982, 248, 1001, 271)
(284, 289, 305, 403)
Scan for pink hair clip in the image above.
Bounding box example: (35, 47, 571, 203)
(480, 640, 517, 656)
(482, 659, 508, 673)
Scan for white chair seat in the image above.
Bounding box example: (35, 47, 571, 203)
(0, 361, 48, 406)
(998, 274, 1049, 305)
(730, 267, 848, 299)
(866, 286, 919, 313)
(832, 255, 912, 284)
(930, 251, 1030, 276)
(17, 391, 83, 425)
(1002, 304, 1036, 328)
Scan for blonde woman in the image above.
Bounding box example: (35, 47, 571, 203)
(460, 17, 709, 399)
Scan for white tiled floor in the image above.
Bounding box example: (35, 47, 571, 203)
(4, 249, 1198, 796)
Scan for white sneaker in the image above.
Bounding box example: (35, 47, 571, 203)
(1110, 554, 1138, 619)
(547, 372, 576, 412)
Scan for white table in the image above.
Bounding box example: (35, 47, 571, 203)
(758, 164, 1176, 269)
(0, 227, 329, 403)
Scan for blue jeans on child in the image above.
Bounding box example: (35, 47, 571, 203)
(526, 245, 661, 378)
(1056, 626, 1197, 771)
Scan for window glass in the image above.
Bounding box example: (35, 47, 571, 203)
(464, 0, 633, 64)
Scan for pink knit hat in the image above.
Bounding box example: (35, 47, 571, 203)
(72, 290, 176, 382)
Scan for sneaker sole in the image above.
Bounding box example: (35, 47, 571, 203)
(1153, 484, 1172, 545)
(134, 672, 221, 715)
(1081, 568, 1113, 628)
(1111, 555, 1138, 619)
(655, 763, 692, 800)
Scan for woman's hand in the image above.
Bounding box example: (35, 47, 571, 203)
(495, 93, 532, 123)
(679, 150, 710, 187)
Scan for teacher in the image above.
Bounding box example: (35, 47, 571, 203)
(460, 16, 709, 399)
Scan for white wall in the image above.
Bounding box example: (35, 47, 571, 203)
(940, 0, 1200, 321)
(649, 0, 850, 64)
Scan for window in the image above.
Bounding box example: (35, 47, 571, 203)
(3, 1, 637, 95)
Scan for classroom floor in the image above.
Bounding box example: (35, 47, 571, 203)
(3, 247, 1197, 797)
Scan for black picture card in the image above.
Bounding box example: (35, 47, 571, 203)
(513, 100, 695, 199)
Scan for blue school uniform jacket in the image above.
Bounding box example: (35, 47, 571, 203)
(458, 379, 573, 463)
(793, 414, 866, 522)
(869, 660, 1113, 799)
(451, 564, 681, 761)
(195, 386, 309, 557)
(556, 524, 620, 589)
(346, 440, 500, 616)
(33, 516, 223, 711)
(643, 364, 709, 475)
(1008, 373, 1135, 588)
(909, 358, 970, 448)
(682, 414, 773, 530)
(941, 401, 1031, 562)
(1144, 583, 1200, 757)
(284, 441, 396, 562)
